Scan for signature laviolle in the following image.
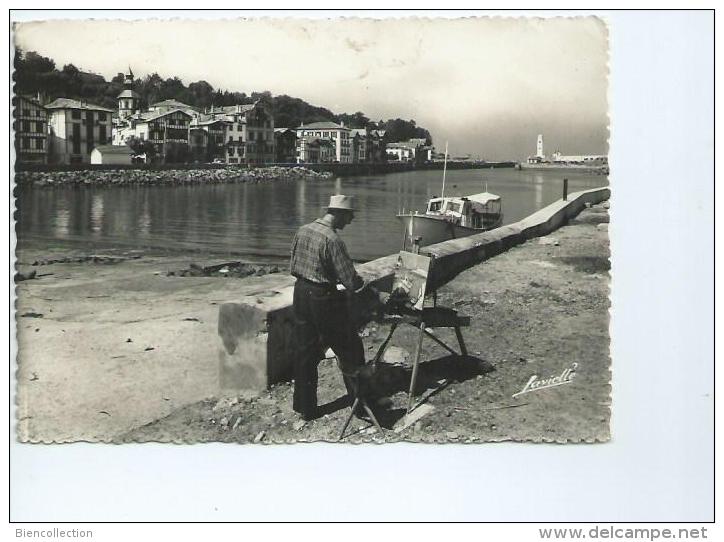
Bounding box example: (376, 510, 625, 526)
(512, 362, 578, 398)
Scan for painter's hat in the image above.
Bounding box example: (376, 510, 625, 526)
(327, 194, 356, 211)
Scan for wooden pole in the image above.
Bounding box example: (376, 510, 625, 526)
(407, 320, 427, 414)
(441, 141, 448, 198)
(563, 178, 569, 201)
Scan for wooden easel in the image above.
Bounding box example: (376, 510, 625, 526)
(372, 244, 470, 414)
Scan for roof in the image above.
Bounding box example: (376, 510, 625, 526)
(218, 104, 255, 114)
(297, 121, 349, 131)
(192, 117, 230, 127)
(274, 127, 295, 134)
(350, 128, 368, 137)
(137, 108, 194, 122)
(45, 98, 114, 113)
(117, 89, 140, 99)
(150, 99, 199, 110)
(465, 192, 501, 205)
(92, 145, 134, 155)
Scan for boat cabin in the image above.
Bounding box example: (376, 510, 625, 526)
(425, 192, 502, 229)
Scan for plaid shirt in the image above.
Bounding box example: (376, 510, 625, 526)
(290, 217, 363, 292)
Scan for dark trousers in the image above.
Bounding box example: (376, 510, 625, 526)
(292, 279, 365, 417)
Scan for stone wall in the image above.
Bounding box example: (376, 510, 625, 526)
(217, 186, 610, 392)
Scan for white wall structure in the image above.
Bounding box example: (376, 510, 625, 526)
(90, 144, 134, 165)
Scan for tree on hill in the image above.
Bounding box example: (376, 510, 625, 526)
(378, 118, 432, 145)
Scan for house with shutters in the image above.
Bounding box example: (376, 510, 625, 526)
(205, 101, 276, 165)
(46, 98, 114, 165)
(13, 95, 48, 164)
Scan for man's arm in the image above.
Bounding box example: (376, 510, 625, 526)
(328, 237, 363, 292)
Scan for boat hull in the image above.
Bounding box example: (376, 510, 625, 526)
(396, 213, 501, 248)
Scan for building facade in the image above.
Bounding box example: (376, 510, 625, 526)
(138, 109, 194, 163)
(386, 139, 431, 164)
(46, 98, 114, 165)
(295, 121, 352, 163)
(274, 128, 297, 163)
(13, 95, 48, 165)
(204, 101, 275, 164)
(189, 117, 229, 163)
(551, 151, 608, 165)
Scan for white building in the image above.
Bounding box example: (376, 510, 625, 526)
(551, 151, 608, 164)
(46, 98, 114, 165)
(295, 121, 351, 163)
(91, 144, 134, 165)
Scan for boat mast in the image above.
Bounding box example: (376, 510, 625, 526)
(441, 141, 448, 199)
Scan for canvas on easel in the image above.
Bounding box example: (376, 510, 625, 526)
(391, 251, 432, 311)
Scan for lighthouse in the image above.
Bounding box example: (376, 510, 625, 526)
(117, 67, 140, 120)
(536, 134, 544, 159)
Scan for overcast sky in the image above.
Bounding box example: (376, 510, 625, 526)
(14, 16, 609, 160)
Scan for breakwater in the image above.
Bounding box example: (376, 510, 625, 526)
(14, 166, 333, 188)
(15, 160, 516, 181)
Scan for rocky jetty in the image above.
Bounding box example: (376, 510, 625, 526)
(15, 166, 333, 188)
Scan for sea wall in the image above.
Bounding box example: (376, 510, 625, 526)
(217, 186, 610, 392)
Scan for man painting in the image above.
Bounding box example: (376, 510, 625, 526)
(289, 194, 369, 421)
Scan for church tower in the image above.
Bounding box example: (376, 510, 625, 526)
(117, 67, 140, 120)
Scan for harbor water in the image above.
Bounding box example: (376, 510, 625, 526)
(15, 168, 608, 262)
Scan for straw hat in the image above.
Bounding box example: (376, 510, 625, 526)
(327, 194, 356, 211)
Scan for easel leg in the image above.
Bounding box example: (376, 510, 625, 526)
(339, 398, 360, 441)
(454, 326, 468, 357)
(372, 322, 399, 364)
(362, 402, 383, 433)
(407, 320, 426, 414)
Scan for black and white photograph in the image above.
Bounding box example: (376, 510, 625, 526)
(8, 8, 714, 527)
(13, 15, 610, 444)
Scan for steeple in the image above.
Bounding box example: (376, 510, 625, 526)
(117, 66, 140, 120)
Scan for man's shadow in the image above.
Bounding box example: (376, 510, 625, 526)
(318, 354, 495, 429)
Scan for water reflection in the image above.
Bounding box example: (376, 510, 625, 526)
(16, 168, 607, 261)
(54, 207, 69, 238)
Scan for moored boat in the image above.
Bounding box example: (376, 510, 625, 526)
(397, 191, 503, 248)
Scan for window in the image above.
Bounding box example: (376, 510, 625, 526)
(139, 133, 145, 141)
(22, 137, 30, 149)
(249, 132, 255, 141)
(72, 124, 81, 154)
(238, 124, 242, 131)
(99, 126, 107, 144)
(71, 110, 81, 120)
(22, 121, 30, 132)
(22, 108, 29, 117)
(35, 138, 43, 150)
(35, 121, 43, 132)
(228, 147, 235, 156)
(323, 131, 329, 137)
(98, 112, 107, 121)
